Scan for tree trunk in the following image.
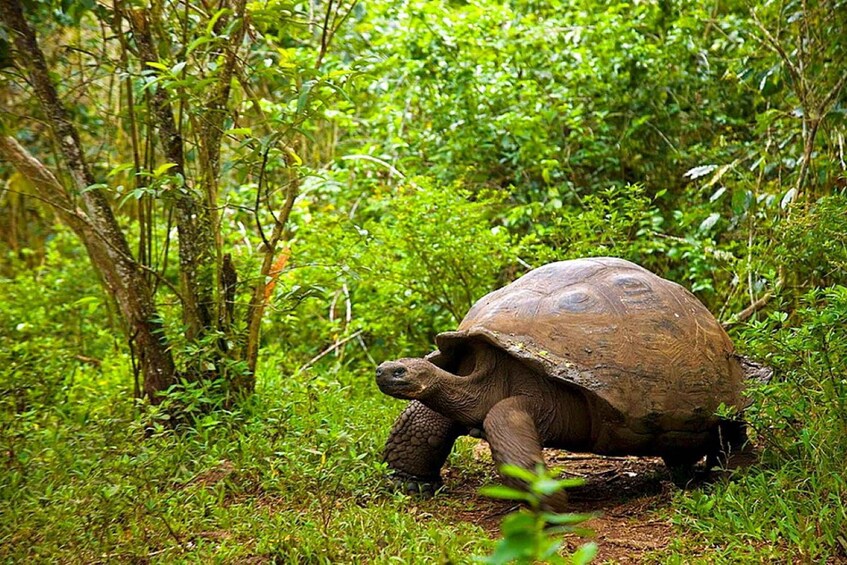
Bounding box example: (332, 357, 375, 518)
(0, 0, 176, 401)
(125, 8, 217, 346)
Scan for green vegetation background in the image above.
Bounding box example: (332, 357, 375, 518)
(1, 0, 846, 562)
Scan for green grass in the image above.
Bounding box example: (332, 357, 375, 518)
(668, 458, 847, 562)
(0, 355, 493, 563)
(2, 343, 846, 563)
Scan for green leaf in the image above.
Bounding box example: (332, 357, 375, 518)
(781, 187, 797, 209)
(683, 164, 716, 180)
(100, 484, 120, 499)
(698, 212, 720, 233)
(709, 186, 727, 202)
(499, 464, 537, 483)
(540, 539, 565, 560)
(81, 182, 109, 194)
(555, 478, 586, 489)
(206, 7, 231, 35)
(520, 470, 582, 496)
(320, 80, 353, 104)
(107, 162, 134, 178)
(542, 511, 597, 526)
(297, 80, 316, 113)
(501, 512, 536, 536)
(186, 35, 216, 54)
(479, 485, 530, 502)
(534, 477, 565, 496)
(478, 536, 532, 565)
(153, 162, 178, 177)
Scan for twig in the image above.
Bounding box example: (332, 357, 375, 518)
(483, 504, 521, 520)
(751, 11, 804, 99)
(244, 156, 300, 381)
(722, 292, 774, 329)
(356, 332, 376, 366)
(341, 154, 407, 179)
(74, 354, 102, 367)
(296, 330, 364, 374)
(315, 0, 334, 69)
(254, 143, 273, 251)
(93, 545, 176, 564)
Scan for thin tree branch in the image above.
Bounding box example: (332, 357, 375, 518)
(253, 143, 272, 251)
(751, 11, 805, 103)
(722, 292, 775, 329)
(0, 136, 188, 305)
(316, 0, 334, 69)
(820, 72, 847, 114)
(2, 0, 174, 391)
(243, 155, 301, 386)
(296, 330, 364, 375)
(126, 6, 214, 339)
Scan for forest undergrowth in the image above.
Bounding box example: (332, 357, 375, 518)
(2, 0, 847, 562)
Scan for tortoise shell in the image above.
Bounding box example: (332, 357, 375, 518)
(433, 257, 745, 451)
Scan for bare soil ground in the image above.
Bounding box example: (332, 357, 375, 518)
(430, 445, 679, 564)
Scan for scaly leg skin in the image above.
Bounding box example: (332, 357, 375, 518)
(483, 396, 568, 511)
(383, 401, 465, 495)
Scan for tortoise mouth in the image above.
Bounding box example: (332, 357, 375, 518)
(376, 377, 420, 399)
(376, 363, 424, 399)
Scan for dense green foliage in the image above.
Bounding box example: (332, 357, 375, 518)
(673, 290, 847, 561)
(2, 0, 846, 562)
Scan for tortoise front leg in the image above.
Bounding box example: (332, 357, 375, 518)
(384, 400, 465, 494)
(483, 396, 568, 510)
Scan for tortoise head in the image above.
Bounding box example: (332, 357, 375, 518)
(377, 344, 511, 426)
(376, 358, 445, 400)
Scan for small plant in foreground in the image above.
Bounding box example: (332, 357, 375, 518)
(478, 464, 598, 565)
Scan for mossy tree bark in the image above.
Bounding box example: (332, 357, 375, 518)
(0, 0, 177, 400)
(0, 0, 263, 402)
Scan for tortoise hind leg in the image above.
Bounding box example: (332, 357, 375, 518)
(384, 401, 465, 495)
(706, 418, 754, 470)
(661, 451, 704, 487)
(664, 420, 755, 485)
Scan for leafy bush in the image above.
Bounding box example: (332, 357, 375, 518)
(0, 229, 117, 413)
(268, 177, 513, 363)
(674, 287, 847, 561)
(345, 0, 753, 201)
(777, 192, 847, 290)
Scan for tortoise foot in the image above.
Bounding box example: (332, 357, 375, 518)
(389, 470, 442, 497)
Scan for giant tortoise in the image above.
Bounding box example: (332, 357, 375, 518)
(376, 257, 766, 505)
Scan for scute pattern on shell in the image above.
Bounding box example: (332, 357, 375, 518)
(435, 258, 744, 440)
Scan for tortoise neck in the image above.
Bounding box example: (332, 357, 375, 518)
(421, 346, 506, 427)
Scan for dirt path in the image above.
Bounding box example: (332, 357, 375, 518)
(430, 446, 677, 563)
(548, 452, 674, 563)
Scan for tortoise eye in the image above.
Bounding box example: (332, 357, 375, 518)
(393, 367, 406, 378)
